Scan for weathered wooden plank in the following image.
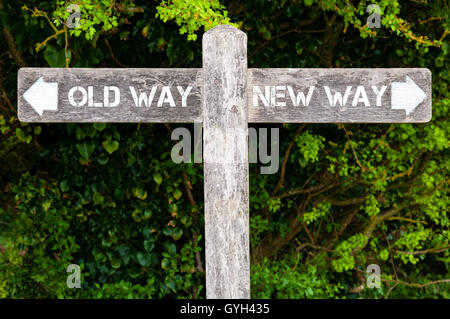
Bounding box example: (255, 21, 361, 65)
(19, 67, 431, 124)
(18, 68, 202, 123)
(247, 68, 431, 123)
(203, 25, 250, 299)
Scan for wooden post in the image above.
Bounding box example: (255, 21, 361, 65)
(202, 25, 250, 299)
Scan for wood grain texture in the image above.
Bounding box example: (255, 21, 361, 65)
(18, 68, 202, 123)
(18, 68, 431, 123)
(248, 68, 431, 123)
(202, 25, 250, 299)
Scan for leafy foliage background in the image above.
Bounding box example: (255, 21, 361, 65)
(0, 0, 448, 298)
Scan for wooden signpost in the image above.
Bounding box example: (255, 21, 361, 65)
(18, 25, 432, 299)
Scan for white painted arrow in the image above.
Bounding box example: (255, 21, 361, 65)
(23, 77, 58, 116)
(391, 76, 426, 116)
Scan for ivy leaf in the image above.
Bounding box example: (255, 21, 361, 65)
(60, 180, 69, 192)
(93, 191, 104, 205)
(163, 227, 173, 237)
(97, 153, 109, 165)
(110, 258, 121, 269)
(161, 258, 171, 270)
(165, 278, 176, 292)
(153, 173, 163, 186)
(142, 227, 152, 238)
(172, 228, 183, 241)
(76, 142, 95, 161)
(173, 189, 182, 200)
(144, 239, 155, 252)
(143, 210, 152, 218)
(102, 140, 119, 154)
(116, 245, 131, 265)
(93, 123, 106, 131)
(133, 187, 147, 200)
(42, 199, 52, 212)
(164, 241, 177, 255)
(136, 252, 151, 267)
(44, 45, 71, 67)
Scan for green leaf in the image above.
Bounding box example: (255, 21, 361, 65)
(102, 140, 119, 154)
(43, 45, 71, 67)
(379, 249, 389, 261)
(93, 191, 104, 205)
(76, 142, 95, 161)
(172, 228, 183, 241)
(153, 173, 163, 186)
(173, 189, 182, 200)
(16, 128, 32, 144)
(42, 199, 52, 212)
(137, 252, 151, 267)
(110, 258, 121, 269)
(143, 210, 152, 218)
(93, 123, 107, 131)
(116, 245, 131, 265)
(442, 41, 448, 55)
(34, 126, 42, 135)
(144, 239, 155, 252)
(133, 187, 147, 200)
(60, 180, 69, 192)
(163, 227, 173, 237)
(97, 153, 109, 165)
(161, 258, 171, 270)
(143, 227, 152, 238)
(164, 241, 177, 255)
(165, 278, 176, 292)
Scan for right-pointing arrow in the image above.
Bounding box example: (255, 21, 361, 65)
(23, 77, 58, 116)
(391, 75, 426, 116)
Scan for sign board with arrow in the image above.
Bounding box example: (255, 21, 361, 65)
(18, 68, 431, 123)
(18, 68, 203, 123)
(248, 68, 431, 123)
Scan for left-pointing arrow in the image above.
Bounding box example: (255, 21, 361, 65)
(23, 77, 58, 116)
